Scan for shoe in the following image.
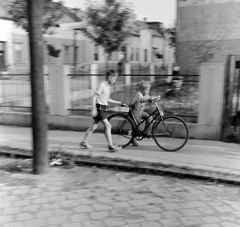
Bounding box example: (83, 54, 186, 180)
(108, 144, 122, 152)
(80, 142, 94, 149)
(131, 140, 139, 146)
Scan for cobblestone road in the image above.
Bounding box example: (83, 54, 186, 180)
(1, 165, 240, 227)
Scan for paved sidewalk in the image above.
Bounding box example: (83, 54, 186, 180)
(0, 125, 240, 183)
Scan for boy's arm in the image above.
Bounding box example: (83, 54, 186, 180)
(91, 94, 98, 117)
(108, 98, 122, 105)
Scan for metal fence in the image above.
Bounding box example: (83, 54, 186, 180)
(0, 74, 49, 112)
(0, 73, 199, 123)
(68, 74, 199, 123)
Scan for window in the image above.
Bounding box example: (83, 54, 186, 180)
(94, 44, 99, 61)
(130, 48, 134, 61)
(14, 43, 23, 63)
(136, 48, 139, 61)
(74, 46, 78, 63)
(64, 45, 71, 64)
(0, 42, 6, 70)
(144, 49, 148, 62)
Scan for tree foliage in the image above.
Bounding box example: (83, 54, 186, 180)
(8, 0, 63, 34)
(81, 0, 134, 55)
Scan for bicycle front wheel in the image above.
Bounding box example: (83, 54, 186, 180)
(152, 115, 189, 152)
(107, 113, 135, 148)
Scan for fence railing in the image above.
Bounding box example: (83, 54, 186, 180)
(0, 74, 49, 112)
(68, 74, 199, 123)
(0, 72, 199, 123)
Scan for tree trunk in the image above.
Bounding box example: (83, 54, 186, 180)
(28, 0, 48, 174)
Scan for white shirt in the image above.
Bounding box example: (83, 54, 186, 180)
(95, 81, 110, 105)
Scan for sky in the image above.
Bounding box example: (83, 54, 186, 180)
(61, 0, 176, 27)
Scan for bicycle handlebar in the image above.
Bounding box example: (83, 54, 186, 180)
(120, 95, 161, 108)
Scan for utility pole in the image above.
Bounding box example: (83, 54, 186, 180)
(27, 0, 48, 174)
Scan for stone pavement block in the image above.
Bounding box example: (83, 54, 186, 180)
(0, 191, 10, 196)
(61, 223, 84, 227)
(162, 203, 182, 210)
(111, 201, 131, 208)
(0, 215, 14, 225)
(179, 216, 202, 226)
(179, 209, 201, 216)
(162, 211, 182, 219)
(42, 202, 61, 210)
(121, 224, 141, 227)
(36, 210, 54, 218)
(13, 200, 31, 207)
(160, 218, 183, 227)
(61, 200, 79, 208)
(3, 196, 19, 202)
(3, 207, 21, 215)
(214, 205, 234, 213)
(220, 222, 240, 227)
(197, 207, 217, 215)
(201, 224, 221, 227)
(74, 205, 93, 213)
(83, 220, 106, 227)
(182, 201, 207, 208)
(140, 222, 162, 227)
(92, 204, 113, 211)
(69, 213, 89, 222)
(24, 218, 46, 227)
(49, 195, 66, 202)
(104, 218, 126, 227)
(54, 208, 73, 216)
(143, 212, 162, 221)
(89, 211, 109, 220)
(16, 213, 33, 221)
(47, 215, 69, 225)
(0, 201, 12, 209)
(3, 222, 25, 227)
(32, 197, 49, 204)
(22, 205, 40, 212)
(202, 216, 222, 224)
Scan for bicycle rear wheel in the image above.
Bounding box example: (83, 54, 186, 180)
(152, 115, 189, 151)
(107, 113, 135, 148)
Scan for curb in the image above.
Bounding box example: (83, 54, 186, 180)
(1, 146, 240, 185)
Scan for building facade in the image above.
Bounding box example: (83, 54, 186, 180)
(177, 0, 240, 74)
(0, 2, 174, 74)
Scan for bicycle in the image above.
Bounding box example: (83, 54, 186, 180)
(107, 97, 189, 151)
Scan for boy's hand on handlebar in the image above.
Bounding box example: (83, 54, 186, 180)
(119, 102, 128, 107)
(150, 95, 161, 102)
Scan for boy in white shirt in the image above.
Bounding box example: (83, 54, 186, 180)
(80, 70, 123, 152)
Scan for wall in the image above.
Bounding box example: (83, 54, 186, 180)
(0, 19, 14, 69)
(177, 0, 240, 74)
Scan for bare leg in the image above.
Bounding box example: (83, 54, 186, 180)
(101, 119, 113, 146)
(81, 120, 98, 143)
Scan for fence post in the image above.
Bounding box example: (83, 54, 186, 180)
(49, 65, 70, 115)
(124, 63, 131, 85)
(166, 63, 173, 83)
(222, 55, 237, 140)
(90, 64, 98, 95)
(198, 62, 225, 139)
(150, 62, 155, 83)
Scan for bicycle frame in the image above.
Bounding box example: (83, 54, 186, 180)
(127, 101, 165, 136)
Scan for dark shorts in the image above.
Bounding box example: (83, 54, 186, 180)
(93, 104, 108, 122)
